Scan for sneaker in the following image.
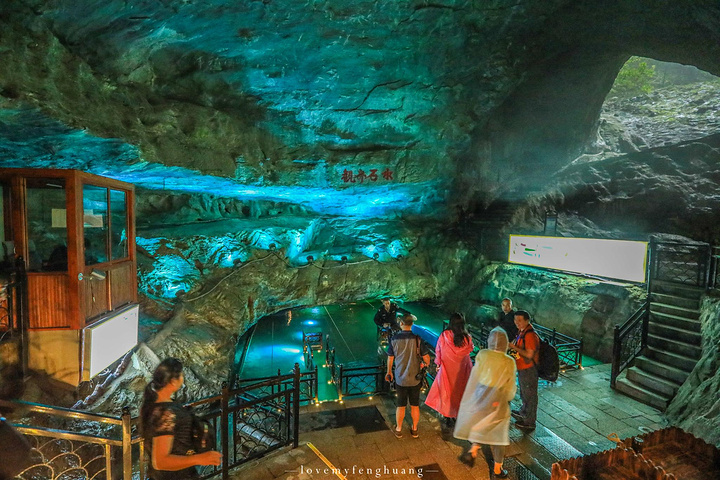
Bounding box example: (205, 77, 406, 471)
(393, 426, 403, 438)
(411, 428, 419, 438)
(493, 469, 509, 478)
(515, 421, 536, 430)
(458, 451, 475, 468)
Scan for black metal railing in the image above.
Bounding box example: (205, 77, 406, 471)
(0, 400, 143, 480)
(325, 335, 337, 383)
(610, 302, 649, 388)
(192, 364, 301, 480)
(650, 240, 712, 288)
(534, 324, 583, 369)
(236, 366, 318, 406)
(337, 364, 388, 399)
(446, 319, 583, 370)
(710, 246, 720, 290)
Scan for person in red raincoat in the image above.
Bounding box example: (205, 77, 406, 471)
(424, 312, 474, 428)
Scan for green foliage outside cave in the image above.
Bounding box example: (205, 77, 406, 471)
(610, 57, 657, 98)
(610, 56, 719, 99)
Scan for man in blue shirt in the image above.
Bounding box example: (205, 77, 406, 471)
(385, 314, 430, 439)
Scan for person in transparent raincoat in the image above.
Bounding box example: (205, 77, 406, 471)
(453, 327, 517, 478)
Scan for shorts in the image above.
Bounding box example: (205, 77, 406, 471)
(395, 383, 421, 407)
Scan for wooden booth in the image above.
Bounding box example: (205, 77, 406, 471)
(0, 168, 137, 386)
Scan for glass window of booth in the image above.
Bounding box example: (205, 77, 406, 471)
(83, 185, 109, 265)
(109, 189, 128, 260)
(26, 179, 68, 272)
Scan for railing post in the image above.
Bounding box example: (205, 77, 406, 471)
(610, 325, 621, 388)
(121, 406, 132, 480)
(704, 244, 712, 289)
(338, 364, 344, 400)
(641, 304, 650, 349)
(313, 365, 319, 403)
(578, 337, 584, 369)
(647, 239, 656, 296)
(293, 363, 300, 448)
(221, 381, 229, 480)
(139, 431, 146, 480)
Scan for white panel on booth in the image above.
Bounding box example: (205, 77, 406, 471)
(82, 304, 139, 380)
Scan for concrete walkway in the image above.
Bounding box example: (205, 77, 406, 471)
(230, 363, 668, 480)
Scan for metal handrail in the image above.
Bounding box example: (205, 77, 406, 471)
(610, 301, 649, 387)
(2, 402, 142, 480)
(1, 399, 127, 425)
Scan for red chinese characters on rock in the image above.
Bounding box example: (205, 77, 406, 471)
(341, 168, 393, 183)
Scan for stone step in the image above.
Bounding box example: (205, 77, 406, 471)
(648, 323, 702, 345)
(644, 347, 699, 373)
(614, 376, 669, 411)
(634, 356, 691, 385)
(647, 334, 702, 359)
(627, 366, 681, 398)
(650, 280, 705, 300)
(650, 292, 701, 310)
(649, 310, 701, 331)
(649, 301, 700, 320)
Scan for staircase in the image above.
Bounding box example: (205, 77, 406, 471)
(615, 280, 703, 410)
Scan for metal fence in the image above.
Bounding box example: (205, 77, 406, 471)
(649, 240, 712, 288)
(0, 400, 143, 480)
(610, 302, 649, 388)
(336, 364, 388, 399)
(236, 366, 318, 406)
(4, 365, 305, 480)
(710, 246, 720, 290)
(190, 364, 301, 480)
(446, 319, 583, 370)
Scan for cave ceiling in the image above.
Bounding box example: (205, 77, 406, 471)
(1, 0, 720, 229)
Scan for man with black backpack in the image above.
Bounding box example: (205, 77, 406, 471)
(508, 310, 539, 431)
(385, 314, 431, 439)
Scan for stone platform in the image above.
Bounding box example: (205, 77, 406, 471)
(229, 363, 668, 480)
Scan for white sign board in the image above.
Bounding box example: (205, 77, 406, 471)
(508, 235, 648, 283)
(83, 304, 139, 379)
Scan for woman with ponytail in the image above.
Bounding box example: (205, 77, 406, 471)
(141, 358, 222, 479)
(424, 312, 474, 428)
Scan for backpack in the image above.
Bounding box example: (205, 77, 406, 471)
(533, 334, 560, 382)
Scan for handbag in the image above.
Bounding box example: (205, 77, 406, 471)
(189, 414, 215, 454)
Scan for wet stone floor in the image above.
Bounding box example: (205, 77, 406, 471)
(229, 363, 668, 480)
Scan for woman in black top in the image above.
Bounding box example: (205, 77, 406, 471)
(140, 358, 222, 479)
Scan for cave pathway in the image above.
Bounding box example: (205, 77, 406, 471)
(236, 301, 449, 402)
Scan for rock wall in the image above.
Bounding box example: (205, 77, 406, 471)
(666, 294, 720, 447)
